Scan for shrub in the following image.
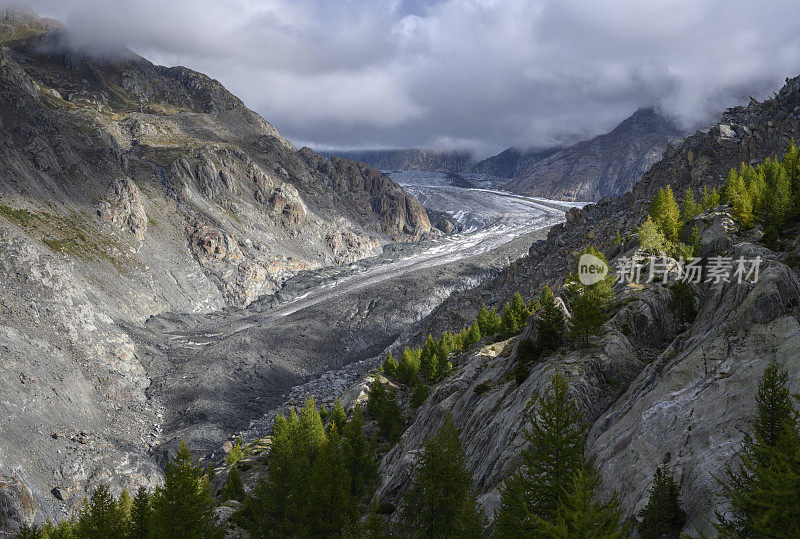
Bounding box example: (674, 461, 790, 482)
(638, 216, 668, 254)
(226, 438, 249, 466)
(474, 382, 492, 395)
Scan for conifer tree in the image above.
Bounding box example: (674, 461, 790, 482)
(249, 412, 303, 536)
(397, 346, 421, 385)
(765, 159, 792, 228)
(494, 371, 586, 536)
(382, 351, 398, 378)
(222, 466, 246, 502)
(298, 397, 327, 458)
(649, 186, 681, 241)
(75, 484, 127, 539)
(568, 247, 613, 347)
(679, 187, 702, 225)
(420, 334, 440, 380)
(476, 305, 502, 337)
(302, 430, 358, 536)
(717, 359, 800, 536)
(117, 490, 133, 523)
(128, 487, 152, 539)
(330, 398, 347, 434)
(342, 407, 377, 501)
(536, 286, 565, 356)
(152, 441, 221, 539)
(439, 331, 455, 362)
(399, 417, 486, 537)
(668, 281, 696, 327)
(638, 466, 685, 539)
(465, 323, 482, 349)
(538, 466, 627, 538)
(366, 380, 404, 442)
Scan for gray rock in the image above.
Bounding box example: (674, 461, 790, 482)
(0, 475, 36, 535)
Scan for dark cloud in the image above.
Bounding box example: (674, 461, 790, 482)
(16, 0, 800, 156)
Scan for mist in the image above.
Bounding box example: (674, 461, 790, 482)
(15, 0, 800, 156)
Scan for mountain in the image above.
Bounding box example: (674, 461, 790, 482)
(0, 8, 432, 529)
(502, 108, 685, 201)
(327, 109, 683, 203)
(321, 148, 473, 173)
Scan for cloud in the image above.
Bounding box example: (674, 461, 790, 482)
(16, 0, 800, 156)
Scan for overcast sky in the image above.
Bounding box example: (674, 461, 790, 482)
(17, 0, 800, 156)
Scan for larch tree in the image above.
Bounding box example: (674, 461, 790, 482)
(494, 371, 587, 536)
(399, 416, 486, 537)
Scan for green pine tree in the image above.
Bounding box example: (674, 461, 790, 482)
(75, 484, 127, 539)
(465, 323, 482, 349)
(494, 371, 586, 536)
(302, 430, 358, 536)
(668, 281, 696, 328)
(152, 441, 222, 539)
(536, 286, 565, 356)
(476, 305, 502, 337)
(330, 398, 347, 434)
(765, 159, 792, 228)
(399, 416, 486, 537)
(649, 186, 681, 241)
(716, 359, 800, 537)
(420, 334, 440, 380)
(342, 407, 377, 501)
(638, 466, 685, 539)
(538, 465, 627, 538)
(128, 487, 152, 539)
(637, 216, 669, 254)
(222, 466, 246, 502)
(679, 187, 702, 225)
(397, 346, 421, 385)
(382, 351, 398, 378)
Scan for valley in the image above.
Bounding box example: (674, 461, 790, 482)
(137, 174, 567, 458)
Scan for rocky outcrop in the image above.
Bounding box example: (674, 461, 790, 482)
(375, 279, 674, 520)
(97, 178, 148, 241)
(0, 475, 36, 536)
(503, 108, 685, 201)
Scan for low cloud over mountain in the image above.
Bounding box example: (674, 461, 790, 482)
(20, 0, 800, 155)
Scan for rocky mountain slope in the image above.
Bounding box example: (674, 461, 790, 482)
(503, 108, 685, 201)
(357, 77, 800, 535)
(328, 109, 683, 202)
(0, 8, 431, 531)
(469, 146, 561, 179)
(321, 148, 474, 173)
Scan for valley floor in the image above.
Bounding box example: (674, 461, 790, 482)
(134, 183, 565, 460)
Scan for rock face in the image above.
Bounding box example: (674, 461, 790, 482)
(0, 475, 37, 535)
(503, 108, 685, 201)
(0, 9, 428, 529)
(470, 147, 562, 179)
